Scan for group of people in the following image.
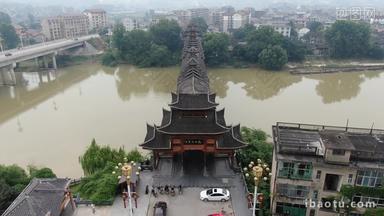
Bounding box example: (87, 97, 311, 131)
(145, 184, 183, 197)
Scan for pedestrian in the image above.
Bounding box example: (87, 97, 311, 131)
(164, 185, 169, 194)
(91, 204, 96, 214)
(170, 187, 175, 196)
(178, 184, 182, 195)
(145, 185, 149, 194)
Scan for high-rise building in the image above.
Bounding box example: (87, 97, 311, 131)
(189, 8, 210, 24)
(83, 9, 107, 30)
(41, 14, 89, 40)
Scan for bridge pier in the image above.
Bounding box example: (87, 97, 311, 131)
(43, 56, 49, 69)
(52, 54, 57, 70)
(0, 63, 16, 86)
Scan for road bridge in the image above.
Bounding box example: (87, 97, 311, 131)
(0, 34, 99, 85)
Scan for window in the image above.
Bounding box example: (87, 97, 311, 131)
(352, 195, 384, 207)
(356, 170, 383, 187)
(277, 184, 309, 199)
(316, 170, 321, 179)
(332, 149, 346, 155)
(348, 174, 353, 184)
(312, 190, 318, 201)
(278, 161, 313, 180)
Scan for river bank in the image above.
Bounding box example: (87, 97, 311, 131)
(288, 59, 384, 75)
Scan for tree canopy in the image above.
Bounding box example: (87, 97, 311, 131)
(325, 20, 371, 59)
(105, 19, 181, 67)
(0, 12, 11, 25)
(149, 19, 182, 52)
(203, 33, 230, 66)
(258, 45, 288, 70)
(76, 139, 145, 204)
(0, 23, 19, 49)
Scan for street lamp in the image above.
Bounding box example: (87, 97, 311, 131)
(244, 159, 271, 216)
(113, 161, 134, 216)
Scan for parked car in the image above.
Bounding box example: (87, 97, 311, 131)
(153, 201, 167, 216)
(200, 188, 230, 202)
(4, 52, 12, 57)
(208, 214, 224, 216)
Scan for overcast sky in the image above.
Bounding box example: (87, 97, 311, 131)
(1, 0, 383, 10)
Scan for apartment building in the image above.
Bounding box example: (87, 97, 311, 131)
(123, 17, 146, 31)
(41, 16, 62, 40)
(271, 122, 384, 216)
(41, 14, 89, 40)
(83, 9, 107, 30)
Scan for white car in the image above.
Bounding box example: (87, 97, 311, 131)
(200, 188, 230, 202)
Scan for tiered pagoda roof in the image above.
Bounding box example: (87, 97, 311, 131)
(140, 24, 247, 150)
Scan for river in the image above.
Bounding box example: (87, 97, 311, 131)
(0, 63, 383, 177)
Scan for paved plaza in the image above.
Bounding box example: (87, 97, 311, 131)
(73, 158, 251, 216)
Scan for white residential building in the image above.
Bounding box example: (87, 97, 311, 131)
(83, 9, 107, 30)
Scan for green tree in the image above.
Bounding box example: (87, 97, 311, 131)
(147, 44, 175, 67)
(0, 180, 18, 214)
(282, 37, 307, 62)
(28, 166, 56, 179)
(0, 165, 29, 189)
(237, 127, 273, 166)
(190, 17, 208, 34)
(149, 19, 182, 52)
(325, 20, 371, 58)
(0, 12, 11, 25)
(237, 127, 273, 216)
(77, 141, 145, 204)
(111, 23, 126, 54)
(288, 20, 298, 39)
(79, 139, 143, 176)
(0, 23, 19, 49)
(123, 30, 152, 66)
(203, 33, 230, 66)
(307, 21, 323, 32)
(101, 50, 118, 67)
(367, 45, 384, 60)
(258, 45, 288, 70)
(244, 26, 284, 62)
(232, 24, 256, 42)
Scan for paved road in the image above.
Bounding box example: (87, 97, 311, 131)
(148, 188, 234, 216)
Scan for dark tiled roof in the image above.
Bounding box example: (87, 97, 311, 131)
(177, 24, 210, 94)
(169, 94, 218, 110)
(157, 112, 229, 134)
(3, 178, 70, 216)
(216, 109, 226, 126)
(217, 125, 247, 149)
(160, 109, 171, 126)
(141, 129, 171, 150)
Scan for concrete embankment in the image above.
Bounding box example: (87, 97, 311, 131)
(288, 61, 384, 75)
